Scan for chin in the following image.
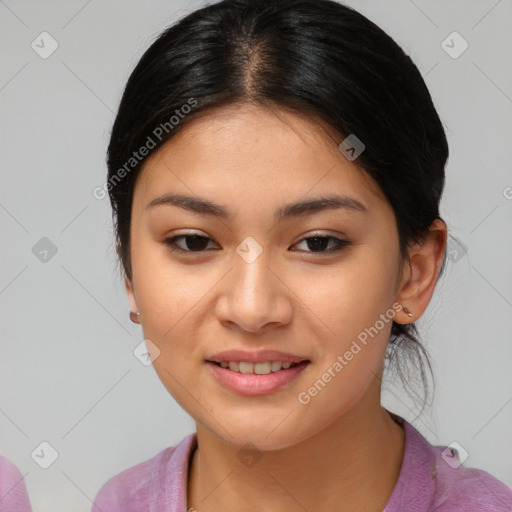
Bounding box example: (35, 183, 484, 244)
(206, 420, 315, 452)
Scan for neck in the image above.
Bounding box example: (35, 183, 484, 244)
(187, 382, 405, 512)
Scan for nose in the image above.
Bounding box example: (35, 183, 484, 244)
(215, 250, 293, 334)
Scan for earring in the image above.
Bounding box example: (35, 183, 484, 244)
(403, 306, 413, 318)
(129, 310, 140, 323)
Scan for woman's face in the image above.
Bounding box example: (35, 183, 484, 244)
(126, 103, 408, 449)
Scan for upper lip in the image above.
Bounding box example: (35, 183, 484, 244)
(207, 350, 310, 364)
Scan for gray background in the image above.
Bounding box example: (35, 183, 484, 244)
(1, 0, 511, 510)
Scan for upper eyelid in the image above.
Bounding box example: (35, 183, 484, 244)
(167, 230, 344, 242)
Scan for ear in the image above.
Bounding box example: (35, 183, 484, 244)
(394, 219, 447, 324)
(125, 276, 141, 324)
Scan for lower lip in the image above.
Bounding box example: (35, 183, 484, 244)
(206, 361, 310, 396)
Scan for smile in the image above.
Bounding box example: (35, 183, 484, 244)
(206, 360, 310, 395)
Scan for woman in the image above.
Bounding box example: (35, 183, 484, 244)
(92, 0, 512, 510)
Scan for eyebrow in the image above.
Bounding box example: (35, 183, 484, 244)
(145, 193, 367, 222)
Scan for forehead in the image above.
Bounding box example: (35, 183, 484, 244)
(134, 102, 386, 210)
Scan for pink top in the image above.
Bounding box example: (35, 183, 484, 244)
(92, 413, 512, 511)
(0, 455, 32, 512)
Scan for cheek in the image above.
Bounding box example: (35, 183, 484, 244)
(130, 250, 200, 376)
(135, 265, 206, 410)
(132, 236, 200, 325)
(300, 250, 398, 339)
(296, 250, 398, 400)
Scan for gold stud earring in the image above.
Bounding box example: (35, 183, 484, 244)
(403, 306, 413, 318)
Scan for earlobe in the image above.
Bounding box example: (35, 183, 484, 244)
(395, 219, 447, 324)
(125, 276, 141, 324)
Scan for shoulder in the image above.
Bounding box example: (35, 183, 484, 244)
(0, 454, 32, 512)
(92, 434, 196, 511)
(431, 446, 512, 512)
(91, 447, 173, 510)
(385, 413, 512, 512)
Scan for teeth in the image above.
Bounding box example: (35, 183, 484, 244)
(254, 362, 271, 375)
(271, 361, 282, 372)
(216, 361, 299, 373)
(239, 362, 254, 374)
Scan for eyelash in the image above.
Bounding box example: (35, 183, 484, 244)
(162, 233, 351, 255)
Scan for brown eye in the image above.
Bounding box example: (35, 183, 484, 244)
(163, 234, 217, 253)
(292, 236, 351, 253)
